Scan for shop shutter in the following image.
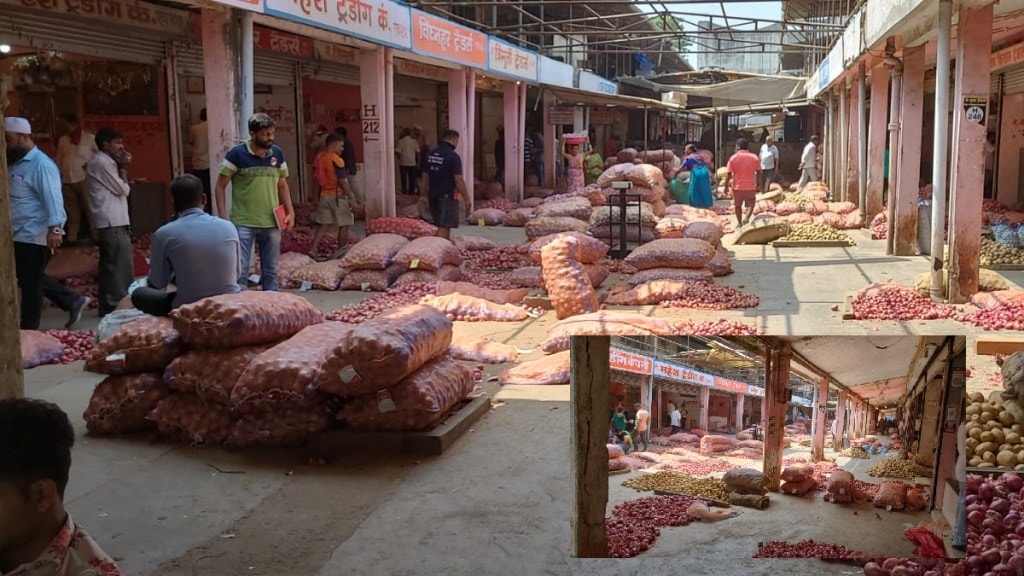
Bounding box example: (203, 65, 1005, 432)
(172, 42, 204, 77)
(3, 7, 167, 63)
(255, 52, 298, 86)
(1000, 67, 1024, 95)
(302, 61, 361, 85)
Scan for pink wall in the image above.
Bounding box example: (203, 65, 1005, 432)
(998, 92, 1024, 207)
(303, 79, 363, 162)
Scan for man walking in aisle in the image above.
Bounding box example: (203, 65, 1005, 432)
(797, 135, 820, 189)
(132, 174, 241, 316)
(56, 114, 98, 244)
(86, 128, 134, 318)
(493, 125, 505, 184)
(758, 135, 779, 195)
(397, 128, 420, 196)
(424, 129, 467, 241)
(188, 108, 212, 214)
(723, 138, 761, 227)
(42, 276, 91, 329)
(216, 113, 295, 292)
(634, 402, 650, 452)
(6, 117, 66, 330)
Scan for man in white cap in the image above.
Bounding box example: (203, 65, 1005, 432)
(5, 117, 67, 330)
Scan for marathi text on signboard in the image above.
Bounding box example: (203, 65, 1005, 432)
(609, 348, 653, 375)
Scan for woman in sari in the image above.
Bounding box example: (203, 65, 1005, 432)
(562, 140, 586, 194)
(681, 144, 714, 208)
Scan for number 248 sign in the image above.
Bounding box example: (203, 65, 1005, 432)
(963, 97, 987, 124)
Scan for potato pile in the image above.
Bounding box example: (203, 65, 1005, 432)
(774, 223, 856, 245)
(866, 456, 917, 479)
(622, 470, 730, 501)
(966, 391, 1024, 470)
(980, 237, 1024, 267)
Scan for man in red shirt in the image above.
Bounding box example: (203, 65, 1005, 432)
(723, 138, 761, 227)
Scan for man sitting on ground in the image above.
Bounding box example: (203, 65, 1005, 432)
(0, 398, 123, 576)
(130, 174, 241, 316)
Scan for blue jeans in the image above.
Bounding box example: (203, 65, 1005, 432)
(534, 160, 545, 186)
(953, 480, 967, 547)
(237, 226, 281, 291)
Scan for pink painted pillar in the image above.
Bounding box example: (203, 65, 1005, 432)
(542, 90, 556, 189)
(447, 68, 470, 211)
(948, 3, 993, 303)
(867, 64, 890, 219)
(847, 78, 861, 206)
(201, 8, 244, 216)
(813, 377, 828, 461)
(734, 393, 745, 431)
(699, 387, 710, 432)
(835, 391, 848, 449)
(359, 48, 396, 220)
(896, 45, 925, 255)
(464, 69, 476, 213)
(502, 81, 523, 202)
(518, 81, 528, 201)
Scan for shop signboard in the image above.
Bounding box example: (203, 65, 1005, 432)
(313, 40, 358, 65)
(817, 56, 830, 92)
(395, 58, 449, 82)
(746, 385, 765, 397)
(212, 0, 263, 13)
(487, 38, 538, 82)
(609, 348, 653, 375)
(0, 0, 191, 35)
(410, 9, 487, 68)
(652, 360, 714, 387)
(264, 0, 412, 50)
(548, 105, 575, 125)
(713, 376, 748, 394)
(841, 10, 861, 66)
(827, 39, 844, 90)
(577, 70, 617, 95)
(539, 56, 574, 88)
(792, 395, 813, 407)
(992, 42, 1024, 73)
(254, 26, 315, 59)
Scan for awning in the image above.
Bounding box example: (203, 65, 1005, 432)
(693, 98, 817, 115)
(544, 86, 708, 118)
(673, 76, 809, 106)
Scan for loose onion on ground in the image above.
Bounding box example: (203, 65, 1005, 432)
(658, 283, 759, 310)
(325, 283, 436, 323)
(44, 330, 95, 363)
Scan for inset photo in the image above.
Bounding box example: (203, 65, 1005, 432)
(570, 335, 966, 568)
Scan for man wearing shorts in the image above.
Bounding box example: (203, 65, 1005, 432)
(723, 138, 761, 227)
(424, 129, 468, 240)
(309, 133, 360, 260)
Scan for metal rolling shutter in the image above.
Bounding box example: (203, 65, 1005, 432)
(172, 42, 204, 77)
(255, 52, 297, 86)
(3, 8, 167, 63)
(302, 61, 360, 85)
(999, 66, 1024, 95)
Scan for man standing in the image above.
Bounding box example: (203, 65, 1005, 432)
(396, 128, 420, 196)
(216, 113, 295, 292)
(333, 126, 361, 207)
(523, 132, 534, 182)
(131, 174, 241, 316)
(532, 129, 545, 186)
(188, 108, 212, 214)
(5, 117, 66, 330)
(86, 128, 134, 318)
(310, 134, 360, 261)
(55, 114, 98, 244)
(797, 134, 820, 189)
(758, 135, 779, 195)
(424, 129, 467, 241)
(493, 125, 505, 183)
(669, 403, 681, 435)
(723, 138, 761, 227)
(634, 402, 650, 452)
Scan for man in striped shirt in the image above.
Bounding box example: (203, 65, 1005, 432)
(215, 113, 295, 291)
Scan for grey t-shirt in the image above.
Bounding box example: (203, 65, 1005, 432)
(148, 208, 241, 307)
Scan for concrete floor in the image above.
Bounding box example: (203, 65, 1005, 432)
(22, 220, 1006, 574)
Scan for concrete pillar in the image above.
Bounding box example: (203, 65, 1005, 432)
(360, 48, 396, 220)
(836, 391, 848, 449)
(570, 336, 610, 558)
(847, 78, 861, 204)
(896, 45, 925, 255)
(502, 81, 523, 203)
(201, 8, 245, 216)
(812, 377, 828, 461)
(464, 69, 476, 213)
(948, 3, 994, 303)
(699, 387, 710, 431)
(543, 91, 556, 188)
(867, 64, 890, 220)
(735, 393, 745, 432)
(763, 344, 792, 491)
(838, 85, 849, 202)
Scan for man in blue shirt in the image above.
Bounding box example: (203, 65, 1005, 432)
(424, 129, 468, 240)
(5, 117, 66, 329)
(131, 174, 241, 316)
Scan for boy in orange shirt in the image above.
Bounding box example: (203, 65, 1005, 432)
(723, 138, 762, 227)
(310, 133, 361, 261)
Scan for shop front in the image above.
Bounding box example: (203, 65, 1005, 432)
(1, 0, 191, 232)
(608, 347, 653, 427)
(651, 358, 715, 431)
(990, 40, 1024, 207)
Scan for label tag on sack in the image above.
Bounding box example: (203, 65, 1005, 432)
(410, 258, 420, 270)
(477, 218, 485, 227)
(299, 281, 313, 292)
(145, 257, 150, 265)
(105, 353, 126, 369)
(248, 274, 261, 284)
(360, 282, 372, 292)
(339, 365, 361, 385)
(376, 390, 398, 413)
